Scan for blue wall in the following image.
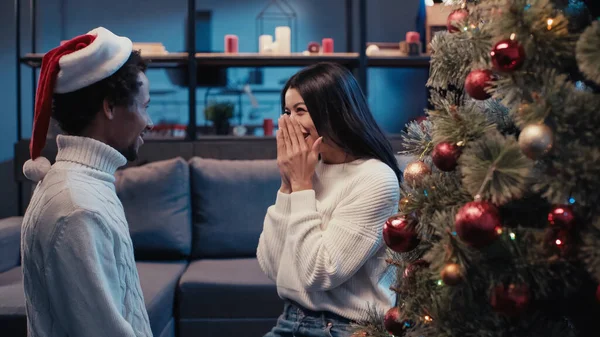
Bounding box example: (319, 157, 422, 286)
(0, 0, 428, 216)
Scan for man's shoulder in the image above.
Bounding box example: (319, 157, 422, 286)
(25, 174, 113, 233)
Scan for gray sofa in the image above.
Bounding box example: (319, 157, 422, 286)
(0, 156, 285, 337)
(0, 152, 411, 337)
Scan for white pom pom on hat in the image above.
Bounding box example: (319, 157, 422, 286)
(23, 27, 132, 182)
(23, 157, 52, 183)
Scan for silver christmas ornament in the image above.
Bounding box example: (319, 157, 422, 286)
(518, 124, 554, 159)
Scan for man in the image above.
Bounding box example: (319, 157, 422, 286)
(21, 27, 154, 337)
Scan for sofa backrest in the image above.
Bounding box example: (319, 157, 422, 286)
(115, 157, 193, 260)
(113, 154, 413, 261)
(189, 157, 280, 259)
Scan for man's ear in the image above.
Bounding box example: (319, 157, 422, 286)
(102, 99, 115, 120)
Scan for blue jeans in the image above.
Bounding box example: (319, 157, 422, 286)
(264, 301, 354, 337)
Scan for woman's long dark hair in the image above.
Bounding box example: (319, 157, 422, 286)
(281, 62, 402, 182)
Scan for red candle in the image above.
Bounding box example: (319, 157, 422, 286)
(406, 31, 420, 43)
(225, 35, 239, 53)
(263, 118, 274, 136)
(322, 38, 334, 53)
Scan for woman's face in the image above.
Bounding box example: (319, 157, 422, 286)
(283, 88, 320, 146)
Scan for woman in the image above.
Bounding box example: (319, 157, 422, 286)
(257, 62, 402, 337)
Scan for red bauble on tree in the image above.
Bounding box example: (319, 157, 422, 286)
(490, 39, 526, 72)
(383, 214, 420, 253)
(548, 205, 576, 230)
(384, 307, 406, 336)
(455, 201, 501, 248)
(432, 142, 462, 171)
(465, 69, 493, 100)
(490, 283, 530, 316)
(447, 9, 469, 33)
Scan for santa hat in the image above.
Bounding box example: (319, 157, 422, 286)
(23, 27, 133, 182)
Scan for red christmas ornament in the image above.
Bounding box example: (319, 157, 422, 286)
(447, 9, 469, 33)
(490, 39, 526, 72)
(403, 259, 430, 279)
(384, 214, 420, 253)
(465, 69, 493, 100)
(384, 307, 406, 336)
(455, 201, 501, 248)
(547, 205, 576, 230)
(432, 142, 462, 171)
(490, 283, 530, 316)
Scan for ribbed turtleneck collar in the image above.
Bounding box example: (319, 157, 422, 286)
(55, 135, 127, 176)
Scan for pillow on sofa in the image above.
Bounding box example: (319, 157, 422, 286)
(115, 157, 192, 260)
(189, 157, 280, 258)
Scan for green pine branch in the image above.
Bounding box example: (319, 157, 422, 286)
(399, 120, 433, 157)
(576, 21, 600, 85)
(579, 217, 600, 282)
(429, 101, 496, 146)
(427, 23, 493, 90)
(459, 129, 534, 205)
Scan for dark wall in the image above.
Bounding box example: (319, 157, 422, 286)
(1, 0, 428, 216)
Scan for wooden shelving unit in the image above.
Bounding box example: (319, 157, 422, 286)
(21, 52, 430, 68)
(14, 0, 431, 214)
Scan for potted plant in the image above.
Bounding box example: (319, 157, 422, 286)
(204, 102, 234, 135)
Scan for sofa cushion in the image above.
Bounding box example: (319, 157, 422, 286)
(189, 158, 280, 258)
(0, 267, 26, 337)
(0, 217, 22, 273)
(137, 261, 187, 336)
(115, 157, 192, 260)
(178, 258, 283, 319)
(0, 262, 186, 337)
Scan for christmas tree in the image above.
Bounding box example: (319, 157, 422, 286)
(355, 1, 600, 336)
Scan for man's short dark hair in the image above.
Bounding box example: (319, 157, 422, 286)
(52, 50, 147, 135)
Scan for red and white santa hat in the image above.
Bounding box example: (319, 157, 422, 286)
(23, 27, 133, 182)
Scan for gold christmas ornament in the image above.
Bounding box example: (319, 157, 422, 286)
(518, 124, 554, 159)
(441, 263, 463, 286)
(399, 197, 410, 212)
(403, 161, 431, 185)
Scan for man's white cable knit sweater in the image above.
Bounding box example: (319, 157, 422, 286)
(21, 135, 153, 337)
(257, 158, 401, 322)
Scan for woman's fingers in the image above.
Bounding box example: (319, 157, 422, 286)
(284, 115, 301, 153)
(291, 117, 307, 150)
(280, 116, 292, 156)
(276, 129, 285, 158)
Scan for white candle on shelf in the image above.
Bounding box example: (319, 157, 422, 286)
(259, 34, 273, 54)
(275, 26, 291, 54)
(268, 41, 278, 54)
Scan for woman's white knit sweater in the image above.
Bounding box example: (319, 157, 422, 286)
(257, 158, 400, 322)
